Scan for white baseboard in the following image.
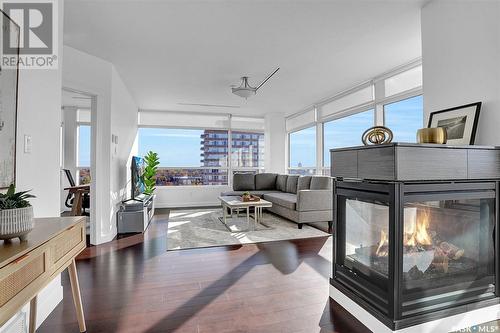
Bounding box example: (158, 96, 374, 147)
(155, 202, 221, 209)
(329, 284, 500, 333)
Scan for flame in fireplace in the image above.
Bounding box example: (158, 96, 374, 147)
(404, 209, 432, 247)
(375, 209, 433, 257)
(375, 230, 388, 257)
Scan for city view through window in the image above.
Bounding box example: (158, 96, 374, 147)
(138, 128, 264, 186)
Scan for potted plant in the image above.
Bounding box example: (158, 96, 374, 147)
(143, 151, 160, 196)
(0, 184, 35, 241)
(242, 191, 251, 201)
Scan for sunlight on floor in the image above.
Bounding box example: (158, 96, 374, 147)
(168, 220, 192, 227)
(169, 211, 193, 218)
(184, 211, 213, 218)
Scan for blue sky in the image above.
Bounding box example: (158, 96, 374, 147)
(289, 126, 316, 167)
(384, 95, 423, 142)
(138, 128, 204, 167)
(323, 109, 374, 166)
(78, 125, 91, 167)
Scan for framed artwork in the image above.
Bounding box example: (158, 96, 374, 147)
(428, 102, 481, 145)
(0, 10, 20, 189)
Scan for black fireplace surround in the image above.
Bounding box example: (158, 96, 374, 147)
(330, 144, 500, 330)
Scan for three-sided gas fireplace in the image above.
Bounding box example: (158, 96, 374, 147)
(330, 144, 500, 330)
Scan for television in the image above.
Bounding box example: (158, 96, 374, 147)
(131, 156, 146, 200)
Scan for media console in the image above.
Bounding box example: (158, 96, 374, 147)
(117, 194, 155, 233)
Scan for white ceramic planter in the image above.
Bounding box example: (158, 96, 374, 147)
(0, 206, 34, 241)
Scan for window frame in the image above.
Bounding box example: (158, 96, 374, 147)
(286, 60, 423, 176)
(287, 124, 318, 175)
(137, 124, 265, 187)
(382, 93, 424, 142)
(321, 106, 376, 175)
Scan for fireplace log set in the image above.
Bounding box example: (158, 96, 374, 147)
(352, 233, 468, 280)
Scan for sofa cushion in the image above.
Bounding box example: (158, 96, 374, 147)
(286, 175, 300, 194)
(263, 192, 297, 210)
(276, 175, 288, 192)
(297, 176, 312, 192)
(221, 190, 279, 198)
(310, 176, 332, 190)
(255, 173, 278, 190)
(233, 173, 255, 191)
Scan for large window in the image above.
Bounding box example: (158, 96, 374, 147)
(286, 61, 422, 177)
(384, 95, 423, 142)
(231, 131, 264, 169)
(138, 128, 264, 186)
(77, 125, 91, 184)
(289, 126, 316, 175)
(323, 109, 374, 169)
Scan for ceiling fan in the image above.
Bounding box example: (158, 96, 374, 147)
(231, 67, 280, 99)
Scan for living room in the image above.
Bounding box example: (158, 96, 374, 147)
(0, 0, 499, 332)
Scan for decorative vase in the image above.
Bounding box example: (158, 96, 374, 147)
(0, 206, 34, 242)
(417, 127, 447, 144)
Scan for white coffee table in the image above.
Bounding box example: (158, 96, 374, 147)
(218, 196, 273, 232)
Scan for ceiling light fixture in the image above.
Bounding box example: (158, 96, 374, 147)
(231, 67, 280, 99)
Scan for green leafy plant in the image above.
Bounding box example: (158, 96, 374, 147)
(242, 191, 251, 197)
(143, 151, 160, 195)
(0, 184, 35, 210)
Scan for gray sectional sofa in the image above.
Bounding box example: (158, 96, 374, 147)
(221, 173, 333, 231)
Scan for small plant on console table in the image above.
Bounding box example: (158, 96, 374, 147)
(143, 151, 160, 195)
(0, 184, 36, 241)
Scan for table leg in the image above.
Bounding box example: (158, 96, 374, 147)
(68, 259, 86, 333)
(29, 296, 37, 333)
(71, 191, 83, 216)
(247, 207, 251, 230)
(223, 204, 227, 224)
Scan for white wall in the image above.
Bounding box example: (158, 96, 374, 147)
(154, 185, 230, 208)
(109, 67, 139, 225)
(265, 113, 286, 174)
(63, 46, 138, 244)
(422, 0, 500, 145)
(2, 0, 65, 329)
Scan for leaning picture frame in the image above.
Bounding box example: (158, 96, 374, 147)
(428, 102, 481, 145)
(0, 9, 20, 189)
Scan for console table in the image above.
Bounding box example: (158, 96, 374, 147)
(0, 217, 87, 332)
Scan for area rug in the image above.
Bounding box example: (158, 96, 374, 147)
(166, 208, 330, 250)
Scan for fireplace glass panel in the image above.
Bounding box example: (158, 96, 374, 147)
(344, 199, 389, 277)
(402, 198, 495, 295)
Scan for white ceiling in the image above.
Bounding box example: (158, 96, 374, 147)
(64, 0, 424, 117)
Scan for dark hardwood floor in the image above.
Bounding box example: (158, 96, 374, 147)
(39, 209, 370, 333)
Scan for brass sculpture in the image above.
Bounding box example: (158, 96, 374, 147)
(362, 126, 393, 145)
